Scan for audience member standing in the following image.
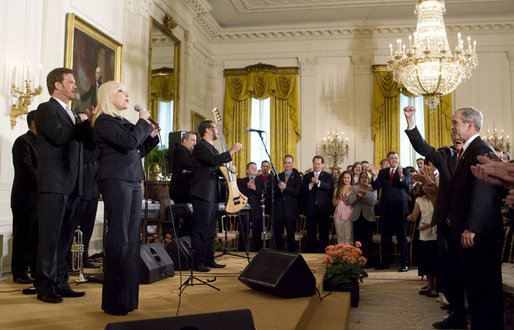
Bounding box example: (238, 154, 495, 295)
(404, 106, 467, 328)
(445, 107, 504, 329)
(371, 151, 410, 272)
(348, 171, 377, 265)
(273, 155, 301, 252)
(332, 170, 353, 244)
(11, 110, 38, 284)
(303, 155, 333, 252)
(93, 81, 159, 315)
(34, 68, 93, 303)
(237, 162, 265, 252)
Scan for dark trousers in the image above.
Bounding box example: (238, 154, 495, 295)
(306, 207, 330, 252)
(251, 210, 264, 252)
(78, 198, 99, 263)
(99, 180, 141, 315)
(460, 229, 504, 329)
(11, 207, 38, 278)
(35, 192, 78, 295)
(380, 213, 409, 266)
(353, 214, 374, 264)
(437, 223, 466, 315)
(191, 198, 217, 266)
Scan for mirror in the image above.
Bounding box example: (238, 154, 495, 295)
(149, 15, 180, 147)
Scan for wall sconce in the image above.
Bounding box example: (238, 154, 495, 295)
(9, 62, 43, 129)
(321, 130, 349, 170)
(485, 123, 511, 153)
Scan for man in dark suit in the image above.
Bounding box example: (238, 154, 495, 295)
(404, 106, 467, 328)
(237, 162, 265, 252)
(11, 110, 38, 284)
(443, 107, 504, 329)
(190, 120, 242, 272)
(371, 151, 411, 272)
(260, 160, 272, 215)
(170, 131, 196, 203)
(303, 155, 333, 252)
(273, 154, 301, 252)
(34, 68, 94, 303)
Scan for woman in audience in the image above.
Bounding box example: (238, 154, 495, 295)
(92, 81, 159, 315)
(352, 161, 362, 185)
(348, 171, 377, 265)
(332, 170, 354, 244)
(331, 167, 341, 189)
(407, 184, 438, 297)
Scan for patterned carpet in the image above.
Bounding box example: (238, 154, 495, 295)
(348, 268, 455, 329)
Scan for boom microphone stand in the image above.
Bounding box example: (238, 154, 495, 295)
(251, 131, 281, 250)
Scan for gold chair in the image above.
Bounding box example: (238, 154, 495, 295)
(392, 219, 417, 265)
(217, 214, 240, 250)
(372, 215, 382, 265)
(262, 214, 273, 249)
(293, 215, 307, 252)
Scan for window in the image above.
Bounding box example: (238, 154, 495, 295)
(250, 98, 271, 167)
(157, 101, 173, 148)
(399, 94, 424, 168)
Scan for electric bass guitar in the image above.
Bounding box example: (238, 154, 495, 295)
(211, 107, 248, 213)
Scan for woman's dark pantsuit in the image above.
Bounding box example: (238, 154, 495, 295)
(99, 179, 142, 315)
(353, 214, 374, 264)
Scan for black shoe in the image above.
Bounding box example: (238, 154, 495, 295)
(398, 265, 409, 272)
(37, 292, 63, 303)
(440, 304, 453, 310)
(193, 265, 211, 272)
(83, 262, 100, 269)
(425, 291, 439, 298)
(22, 287, 37, 295)
(56, 287, 85, 298)
(432, 315, 467, 329)
(206, 261, 226, 268)
(13, 274, 33, 284)
(374, 264, 389, 270)
(419, 290, 429, 295)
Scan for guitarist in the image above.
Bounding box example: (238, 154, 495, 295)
(190, 120, 242, 272)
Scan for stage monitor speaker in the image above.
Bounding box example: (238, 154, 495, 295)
(165, 235, 192, 270)
(105, 309, 256, 330)
(238, 249, 316, 298)
(140, 242, 174, 284)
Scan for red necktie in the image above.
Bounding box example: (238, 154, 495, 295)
(389, 168, 395, 184)
(455, 150, 463, 169)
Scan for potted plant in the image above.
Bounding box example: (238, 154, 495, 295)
(323, 242, 368, 307)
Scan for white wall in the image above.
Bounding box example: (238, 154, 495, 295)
(0, 0, 513, 273)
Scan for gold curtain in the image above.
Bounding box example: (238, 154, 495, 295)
(372, 66, 401, 166)
(424, 94, 453, 149)
(150, 73, 175, 119)
(224, 65, 300, 174)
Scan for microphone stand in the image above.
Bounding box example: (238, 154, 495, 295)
(253, 131, 281, 250)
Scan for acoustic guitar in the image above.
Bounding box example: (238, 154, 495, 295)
(211, 107, 248, 213)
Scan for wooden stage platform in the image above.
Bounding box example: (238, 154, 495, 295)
(0, 253, 350, 329)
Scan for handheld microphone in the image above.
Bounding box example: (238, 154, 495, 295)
(134, 104, 157, 126)
(246, 127, 266, 133)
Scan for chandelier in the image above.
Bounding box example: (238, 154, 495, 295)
(387, 0, 478, 110)
(321, 130, 349, 170)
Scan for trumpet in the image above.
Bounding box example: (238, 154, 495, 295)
(71, 225, 87, 283)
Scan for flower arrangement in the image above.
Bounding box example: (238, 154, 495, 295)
(140, 233, 173, 246)
(215, 237, 235, 252)
(323, 242, 368, 284)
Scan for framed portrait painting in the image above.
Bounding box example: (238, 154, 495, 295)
(65, 13, 122, 113)
(191, 111, 206, 134)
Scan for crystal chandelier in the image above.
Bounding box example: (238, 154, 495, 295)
(387, 0, 478, 110)
(322, 130, 349, 169)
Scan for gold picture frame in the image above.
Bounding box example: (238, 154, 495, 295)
(191, 111, 206, 133)
(65, 13, 122, 112)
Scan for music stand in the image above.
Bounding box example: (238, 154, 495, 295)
(179, 249, 219, 295)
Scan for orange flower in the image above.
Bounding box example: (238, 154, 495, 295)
(355, 241, 362, 248)
(358, 256, 367, 266)
(349, 257, 357, 264)
(165, 233, 172, 239)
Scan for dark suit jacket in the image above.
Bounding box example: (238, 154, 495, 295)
(237, 176, 265, 216)
(302, 171, 333, 217)
(81, 147, 100, 200)
(94, 114, 158, 182)
(35, 98, 93, 194)
(11, 130, 38, 210)
(405, 126, 458, 225)
(371, 167, 410, 216)
(190, 139, 232, 202)
(447, 136, 504, 235)
(170, 145, 193, 202)
(273, 170, 302, 220)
